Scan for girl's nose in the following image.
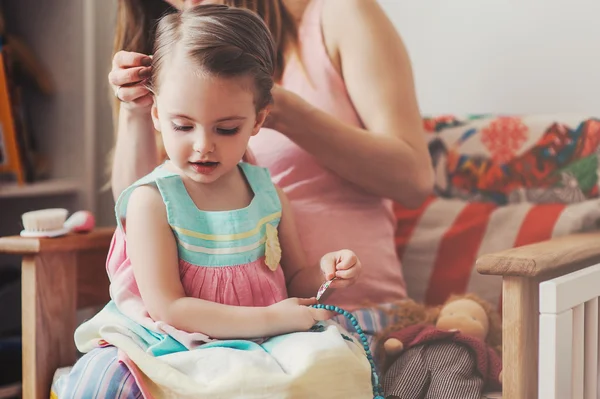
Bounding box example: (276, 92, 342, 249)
(193, 134, 214, 155)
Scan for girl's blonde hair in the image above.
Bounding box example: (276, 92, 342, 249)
(150, 4, 275, 110)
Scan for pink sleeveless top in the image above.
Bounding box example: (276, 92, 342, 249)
(248, 0, 407, 310)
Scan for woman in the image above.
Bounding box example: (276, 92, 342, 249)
(109, 0, 432, 360)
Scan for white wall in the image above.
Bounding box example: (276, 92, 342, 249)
(378, 0, 600, 115)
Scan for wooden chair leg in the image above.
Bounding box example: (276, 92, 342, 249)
(503, 276, 539, 399)
(21, 253, 77, 399)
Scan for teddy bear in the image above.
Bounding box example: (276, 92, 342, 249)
(376, 294, 503, 399)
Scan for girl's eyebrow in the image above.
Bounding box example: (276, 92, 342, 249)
(168, 113, 195, 120)
(215, 116, 247, 122)
(167, 113, 247, 122)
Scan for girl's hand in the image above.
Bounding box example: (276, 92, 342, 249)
(108, 50, 154, 113)
(267, 297, 334, 334)
(320, 250, 362, 289)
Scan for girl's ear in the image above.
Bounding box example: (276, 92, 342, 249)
(251, 106, 271, 136)
(151, 98, 161, 132)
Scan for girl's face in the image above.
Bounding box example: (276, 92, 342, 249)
(164, 0, 221, 10)
(151, 53, 268, 185)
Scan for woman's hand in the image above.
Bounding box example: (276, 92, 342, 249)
(108, 50, 154, 113)
(267, 297, 334, 335)
(320, 249, 362, 289)
(263, 84, 310, 133)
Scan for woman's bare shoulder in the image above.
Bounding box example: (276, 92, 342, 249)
(321, 0, 397, 70)
(322, 0, 391, 34)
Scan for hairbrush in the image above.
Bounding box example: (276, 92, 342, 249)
(20, 209, 95, 238)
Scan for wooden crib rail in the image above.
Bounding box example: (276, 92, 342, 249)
(476, 230, 600, 399)
(476, 230, 600, 278)
(538, 263, 600, 399)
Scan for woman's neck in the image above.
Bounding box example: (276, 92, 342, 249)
(282, 0, 310, 22)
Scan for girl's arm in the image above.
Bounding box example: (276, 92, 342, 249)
(268, 0, 433, 208)
(275, 187, 326, 298)
(125, 185, 329, 339)
(275, 187, 361, 297)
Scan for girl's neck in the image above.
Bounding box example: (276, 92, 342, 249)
(169, 161, 253, 212)
(165, 160, 238, 191)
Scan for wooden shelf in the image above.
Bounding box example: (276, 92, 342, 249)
(0, 382, 21, 399)
(0, 178, 80, 199)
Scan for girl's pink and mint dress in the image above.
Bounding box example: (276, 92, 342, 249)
(53, 162, 372, 399)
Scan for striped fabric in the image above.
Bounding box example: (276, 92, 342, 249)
(332, 303, 401, 356)
(382, 341, 485, 399)
(395, 196, 600, 307)
(396, 115, 600, 308)
(51, 347, 141, 399)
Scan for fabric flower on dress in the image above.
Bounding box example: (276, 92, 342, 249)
(264, 223, 281, 271)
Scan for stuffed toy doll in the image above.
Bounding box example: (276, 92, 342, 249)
(377, 294, 503, 399)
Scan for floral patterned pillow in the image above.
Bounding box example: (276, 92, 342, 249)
(395, 115, 600, 307)
(425, 114, 600, 205)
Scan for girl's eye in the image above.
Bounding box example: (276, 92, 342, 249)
(216, 127, 240, 135)
(172, 122, 193, 132)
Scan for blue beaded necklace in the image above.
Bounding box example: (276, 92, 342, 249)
(310, 303, 385, 399)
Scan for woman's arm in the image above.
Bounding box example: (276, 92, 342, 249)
(125, 185, 331, 338)
(270, 0, 432, 208)
(108, 51, 159, 200)
(111, 107, 159, 200)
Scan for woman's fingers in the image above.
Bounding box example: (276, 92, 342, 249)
(113, 50, 152, 68)
(109, 66, 151, 87)
(115, 83, 153, 103)
(125, 93, 154, 109)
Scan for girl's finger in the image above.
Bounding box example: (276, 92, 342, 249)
(309, 307, 334, 321)
(330, 278, 352, 289)
(335, 252, 358, 270)
(319, 253, 337, 280)
(297, 297, 318, 306)
(334, 268, 356, 280)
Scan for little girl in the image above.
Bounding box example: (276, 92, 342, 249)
(54, 5, 374, 399)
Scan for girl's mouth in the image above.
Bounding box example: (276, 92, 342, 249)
(190, 161, 219, 174)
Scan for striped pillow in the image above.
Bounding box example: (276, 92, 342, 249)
(396, 115, 600, 307)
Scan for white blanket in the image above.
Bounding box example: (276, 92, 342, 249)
(74, 302, 374, 399)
